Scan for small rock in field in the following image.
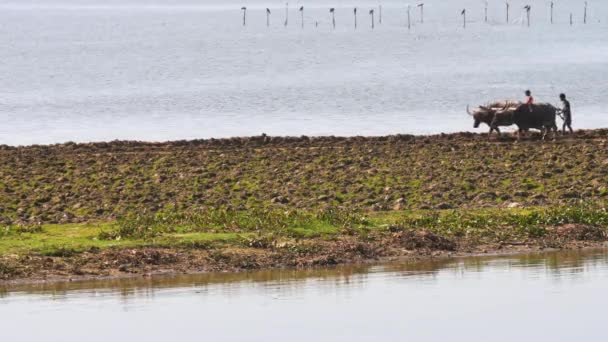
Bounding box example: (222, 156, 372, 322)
(561, 192, 580, 199)
(436, 203, 453, 210)
(270, 196, 289, 204)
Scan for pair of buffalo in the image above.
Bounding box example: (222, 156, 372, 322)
(467, 101, 558, 139)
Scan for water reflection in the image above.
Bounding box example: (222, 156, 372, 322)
(3, 249, 608, 342)
(2, 248, 607, 299)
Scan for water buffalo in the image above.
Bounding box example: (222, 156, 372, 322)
(492, 103, 558, 139)
(467, 101, 519, 134)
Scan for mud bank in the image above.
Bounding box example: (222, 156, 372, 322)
(2, 224, 607, 285)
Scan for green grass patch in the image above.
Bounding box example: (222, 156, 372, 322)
(373, 203, 608, 242)
(1, 203, 607, 257)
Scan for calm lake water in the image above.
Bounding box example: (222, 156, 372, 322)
(1, 0, 607, 145)
(2, 249, 608, 341)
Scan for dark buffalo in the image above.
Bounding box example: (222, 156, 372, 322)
(467, 101, 519, 134)
(491, 103, 558, 139)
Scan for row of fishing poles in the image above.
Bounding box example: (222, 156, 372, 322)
(239, 1, 592, 29)
(461, 1, 590, 28)
(241, 3, 422, 29)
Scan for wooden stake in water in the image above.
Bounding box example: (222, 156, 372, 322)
(584, 1, 587, 24)
(461, 9, 466, 28)
(570, 13, 573, 26)
(506, 1, 509, 23)
(484, 1, 488, 23)
(241, 7, 247, 26)
(266, 8, 271, 27)
(417, 3, 424, 23)
(407, 5, 411, 30)
(379, 5, 382, 24)
(284, 3, 289, 26)
(330, 8, 336, 29)
(550, 2, 553, 24)
(299, 6, 304, 29)
(524, 5, 531, 27)
(354, 7, 357, 29)
(369, 9, 375, 29)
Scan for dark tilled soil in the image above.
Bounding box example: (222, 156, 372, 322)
(2, 130, 608, 224)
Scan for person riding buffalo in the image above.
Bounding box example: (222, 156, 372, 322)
(524, 90, 534, 112)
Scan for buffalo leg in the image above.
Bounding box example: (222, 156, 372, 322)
(552, 124, 558, 139)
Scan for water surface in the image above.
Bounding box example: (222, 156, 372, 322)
(2, 249, 608, 341)
(1, 0, 607, 145)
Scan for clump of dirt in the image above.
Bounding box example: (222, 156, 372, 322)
(393, 230, 457, 251)
(0, 259, 23, 280)
(279, 239, 383, 267)
(96, 248, 182, 267)
(547, 224, 605, 241)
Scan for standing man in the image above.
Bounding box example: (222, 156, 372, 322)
(524, 90, 534, 112)
(559, 93, 573, 134)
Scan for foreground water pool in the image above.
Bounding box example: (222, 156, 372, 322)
(2, 249, 607, 341)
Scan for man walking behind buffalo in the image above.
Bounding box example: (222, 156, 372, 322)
(559, 93, 573, 134)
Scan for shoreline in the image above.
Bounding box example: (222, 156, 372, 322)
(3, 243, 607, 288)
(2, 128, 608, 150)
(2, 226, 607, 287)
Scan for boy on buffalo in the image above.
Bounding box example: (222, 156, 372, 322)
(524, 90, 534, 112)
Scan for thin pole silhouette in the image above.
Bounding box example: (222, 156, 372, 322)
(584, 1, 587, 24)
(299, 6, 304, 29)
(330, 8, 335, 29)
(266, 8, 271, 27)
(484, 1, 488, 23)
(550, 2, 553, 24)
(461, 9, 466, 28)
(241, 7, 247, 26)
(570, 12, 573, 26)
(407, 5, 411, 29)
(354, 7, 358, 29)
(524, 5, 531, 27)
(417, 3, 424, 23)
(369, 9, 375, 29)
(284, 3, 289, 26)
(506, 2, 509, 23)
(379, 5, 382, 24)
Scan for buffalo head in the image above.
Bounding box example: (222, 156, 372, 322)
(467, 105, 493, 128)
